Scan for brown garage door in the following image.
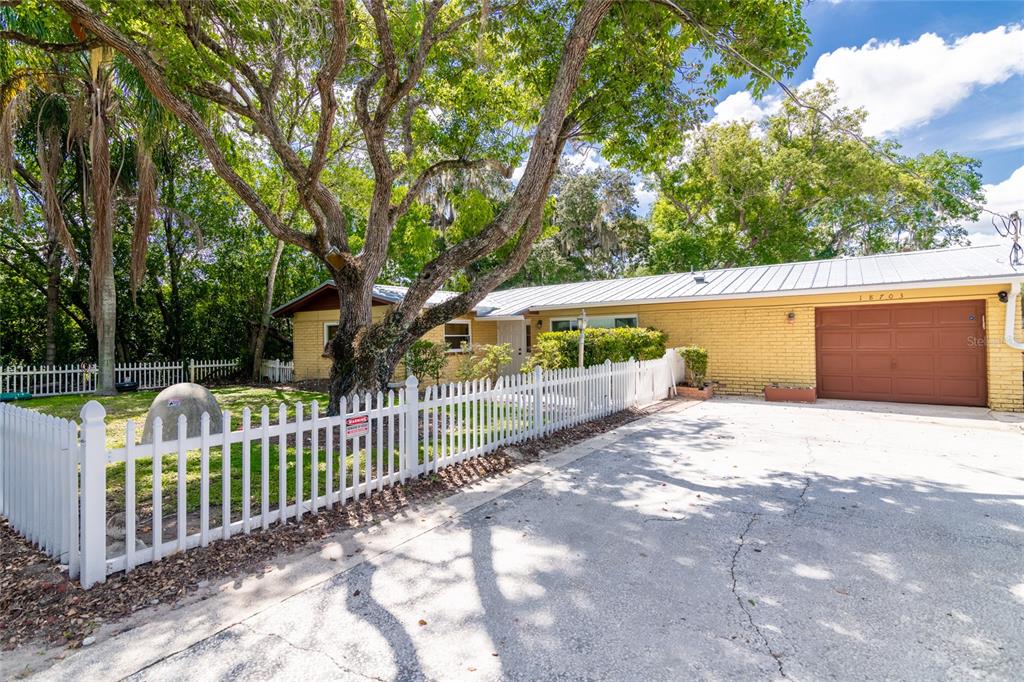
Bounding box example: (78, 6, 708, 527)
(816, 300, 987, 406)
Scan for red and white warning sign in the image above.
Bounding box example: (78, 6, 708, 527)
(345, 414, 369, 438)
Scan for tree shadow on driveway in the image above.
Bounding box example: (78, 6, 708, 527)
(121, 403, 1023, 681)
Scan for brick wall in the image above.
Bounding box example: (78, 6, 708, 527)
(289, 284, 1022, 411)
(985, 294, 1024, 412)
(526, 283, 1023, 412)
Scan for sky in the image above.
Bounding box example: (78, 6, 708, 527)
(618, 0, 1024, 247)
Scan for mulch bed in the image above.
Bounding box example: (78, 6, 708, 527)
(0, 402, 674, 652)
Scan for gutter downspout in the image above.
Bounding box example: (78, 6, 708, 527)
(1005, 280, 1024, 351)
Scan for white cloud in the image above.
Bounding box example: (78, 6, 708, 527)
(806, 25, 1024, 135)
(564, 146, 604, 171)
(710, 91, 781, 125)
(966, 165, 1024, 245)
(967, 232, 1006, 247)
(966, 114, 1024, 152)
(709, 25, 1024, 137)
(634, 182, 658, 215)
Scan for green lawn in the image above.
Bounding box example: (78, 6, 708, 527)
(23, 385, 329, 449)
(21, 386, 534, 520)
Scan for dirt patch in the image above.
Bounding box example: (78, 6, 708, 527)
(0, 401, 677, 652)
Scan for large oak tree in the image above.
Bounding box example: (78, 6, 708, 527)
(7, 0, 808, 411)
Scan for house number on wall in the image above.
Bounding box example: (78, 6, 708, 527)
(857, 292, 905, 302)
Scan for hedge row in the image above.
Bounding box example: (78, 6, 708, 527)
(524, 326, 667, 370)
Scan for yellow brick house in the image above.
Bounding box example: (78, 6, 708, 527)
(274, 245, 1024, 411)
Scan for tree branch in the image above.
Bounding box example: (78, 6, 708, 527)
(1, 30, 99, 53)
(54, 0, 319, 254)
(306, 0, 348, 211)
(394, 0, 613, 320)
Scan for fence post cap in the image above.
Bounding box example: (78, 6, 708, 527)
(80, 400, 106, 421)
(604, 358, 612, 366)
(406, 374, 419, 388)
(533, 365, 542, 376)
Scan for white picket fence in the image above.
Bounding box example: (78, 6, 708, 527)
(0, 359, 240, 397)
(0, 352, 678, 588)
(0, 405, 80, 576)
(260, 358, 294, 383)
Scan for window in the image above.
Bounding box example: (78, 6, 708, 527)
(324, 323, 339, 346)
(551, 315, 638, 331)
(443, 320, 472, 352)
(323, 323, 339, 357)
(323, 323, 339, 356)
(525, 323, 532, 352)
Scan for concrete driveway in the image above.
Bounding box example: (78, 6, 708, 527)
(36, 398, 1024, 681)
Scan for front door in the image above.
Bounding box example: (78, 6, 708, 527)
(496, 320, 527, 375)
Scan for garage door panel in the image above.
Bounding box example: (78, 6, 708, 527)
(937, 354, 984, 375)
(819, 353, 853, 373)
(854, 354, 892, 372)
(818, 331, 854, 350)
(937, 330, 975, 350)
(936, 305, 982, 326)
(817, 309, 852, 327)
(856, 331, 893, 349)
(854, 376, 893, 394)
(895, 330, 935, 349)
(853, 308, 892, 326)
(893, 355, 934, 373)
(819, 376, 854, 393)
(816, 300, 986, 407)
(892, 307, 935, 326)
(937, 378, 985, 401)
(892, 377, 936, 397)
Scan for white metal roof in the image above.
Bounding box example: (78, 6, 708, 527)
(275, 245, 1020, 318)
(475, 244, 1020, 316)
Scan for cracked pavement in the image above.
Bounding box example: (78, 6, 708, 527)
(32, 398, 1024, 681)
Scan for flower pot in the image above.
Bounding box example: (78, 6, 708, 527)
(677, 383, 714, 400)
(764, 385, 816, 403)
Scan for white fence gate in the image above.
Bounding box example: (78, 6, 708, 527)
(0, 352, 678, 589)
(1, 359, 240, 397)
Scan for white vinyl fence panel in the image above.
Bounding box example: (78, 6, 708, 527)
(1, 359, 240, 397)
(0, 364, 97, 396)
(0, 403, 80, 577)
(1, 352, 677, 589)
(115, 362, 186, 390)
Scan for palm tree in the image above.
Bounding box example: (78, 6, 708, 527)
(2, 18, 159, 390)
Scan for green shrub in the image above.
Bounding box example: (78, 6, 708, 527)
(405, 340, 447, 385)
(678, 346, 708, 387)
(455, 343, 513, 383)
(524, 327, 667, 370)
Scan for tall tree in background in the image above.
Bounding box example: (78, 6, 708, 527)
(648, 82, 983, 272)
(1, 79, 81, 363)
(10, 0, 809, 409)
(507, 163, 646, 286)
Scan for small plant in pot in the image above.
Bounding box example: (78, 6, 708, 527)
(677, 346, 714, 399)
